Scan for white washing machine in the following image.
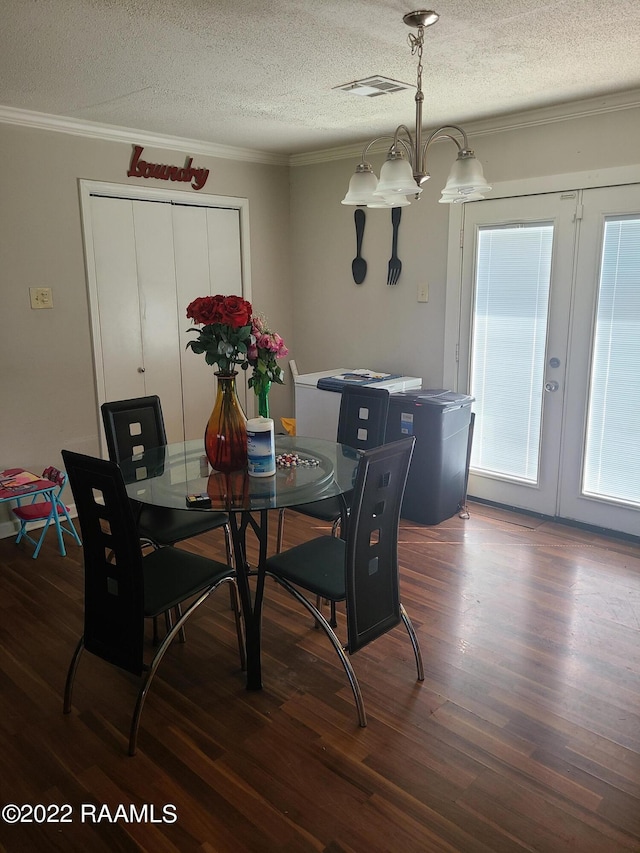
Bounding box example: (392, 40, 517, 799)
(294, 368, 422, 440)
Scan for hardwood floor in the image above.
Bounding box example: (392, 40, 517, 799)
(0, 503, 639, 852)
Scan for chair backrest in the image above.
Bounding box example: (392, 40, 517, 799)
(101, 396, 167, 465)
(337, 385, 390, 451)
(40, 466, 66, 497)
(61, 449, 145, 676)
(344, 437, 415, 654)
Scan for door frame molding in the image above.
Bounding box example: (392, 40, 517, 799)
(444, 164, 640, 390)
(78, 180, 252, 451)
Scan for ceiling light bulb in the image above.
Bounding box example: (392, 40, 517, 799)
(374, 153, 422, 197)
(442, 152, 492, 196)
(341, 164, 379, 205)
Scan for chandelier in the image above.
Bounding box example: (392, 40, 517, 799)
(341, 10, 491, 208)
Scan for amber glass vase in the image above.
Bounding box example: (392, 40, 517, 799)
(204, 373, 248, 473)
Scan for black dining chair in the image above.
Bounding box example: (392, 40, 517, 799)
(61, 449, 245, 756)
(101, 396, 233, 562)
(265, 437, 423, 727)
(276, 384, 390, 551)
(276, 384, 390, 627)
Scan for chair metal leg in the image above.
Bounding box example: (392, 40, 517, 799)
(276, 509, 286, 553)
(314, 595, 337, 629)
(129, 591, 210, 755)
(50, 501, 67, 557)
(58, 500, 82, 547)
(25, 517, 55, 559)
(128, 577, 244, 756)
(63, 581, 245, 756)
(223, 522, 237, 614)
(328, 511, 347, 627)
(400, 603, 424, 682)
(268, 574, 366, 727)
(175, 603, 187, 643)
(15, 520, 27, 545)
(223, 523, 233, 567)
(225, 577, 246, 672)
(63, 637, 85, 714)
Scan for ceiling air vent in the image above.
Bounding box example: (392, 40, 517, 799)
(333, 76, 413, 97)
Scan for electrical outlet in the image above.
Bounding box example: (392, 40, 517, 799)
(417, 283, 429, 303)
(30, 287, 53, 309)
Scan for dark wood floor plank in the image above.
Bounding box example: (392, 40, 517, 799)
(0, 502, 639, 852)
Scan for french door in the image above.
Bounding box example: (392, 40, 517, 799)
(457, 184, 640, 536)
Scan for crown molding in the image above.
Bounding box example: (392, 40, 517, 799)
(3, 87, 640, 170)
(0, 105, 289, 166)
(290, 87, 640, 167)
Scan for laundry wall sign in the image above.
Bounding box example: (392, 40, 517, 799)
(127, 145, 209, 191)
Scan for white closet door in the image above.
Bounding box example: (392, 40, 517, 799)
(207, 207, 242, 290)
(90, 197, 145, 402)
(133, 201, 184, 443)
(83, 184, 249, 455)
(173, 205, 244, 441)
(207, 207, 246, 412)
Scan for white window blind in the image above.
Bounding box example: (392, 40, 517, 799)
(470, 223, 554, 482)
(583, 216, 640, 507)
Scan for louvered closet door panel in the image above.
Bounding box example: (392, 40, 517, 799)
(132, 201, 184, 443)
(90, 197, 146, 403)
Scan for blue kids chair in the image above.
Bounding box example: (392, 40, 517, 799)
(13, 466, 82, 558)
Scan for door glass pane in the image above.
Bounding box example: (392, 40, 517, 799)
(470, 223, 554, 482)
(583, 215, 640, 507)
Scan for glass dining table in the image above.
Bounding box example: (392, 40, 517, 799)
(122, 435, 360, 690)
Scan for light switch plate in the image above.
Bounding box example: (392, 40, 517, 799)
(417, 283, 429, 302)
(30, 287, 53, 309)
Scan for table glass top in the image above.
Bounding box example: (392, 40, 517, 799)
(122, 436, 360, 512)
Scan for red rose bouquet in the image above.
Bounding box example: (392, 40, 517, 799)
(186, 294, 254, 374)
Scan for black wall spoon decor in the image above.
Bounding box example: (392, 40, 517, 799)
(351, 208, 367, 284)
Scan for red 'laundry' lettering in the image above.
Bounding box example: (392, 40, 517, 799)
(127, 145, 209, 191)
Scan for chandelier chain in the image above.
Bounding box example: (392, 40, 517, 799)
(408, 27, 424, 97)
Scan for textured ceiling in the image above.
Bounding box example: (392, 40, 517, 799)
(2, 0, 640, 156)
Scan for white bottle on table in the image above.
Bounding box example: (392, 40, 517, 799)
(246, 417, 276, 477)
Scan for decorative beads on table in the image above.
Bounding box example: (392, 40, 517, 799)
(276, 453, 320, 468)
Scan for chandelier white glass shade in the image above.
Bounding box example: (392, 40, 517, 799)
(341, 10, 491, 208)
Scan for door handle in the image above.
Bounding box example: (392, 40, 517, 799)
(137, 367, 146, 373)
(544, 380, 559, 392)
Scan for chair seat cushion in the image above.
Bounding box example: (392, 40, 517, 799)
(142, 546, 233, 617)
(266, 535, 347, 601)
(137, 504, 228, 547)
(293, 494, 350, 523)
(13, 502, 65, 521)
